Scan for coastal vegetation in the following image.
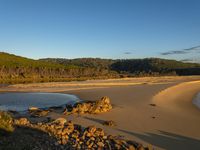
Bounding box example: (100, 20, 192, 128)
(0, 111, 14, 133)
(0, 52, 200, 84)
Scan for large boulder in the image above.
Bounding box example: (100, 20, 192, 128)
(91, 96, 112, 114)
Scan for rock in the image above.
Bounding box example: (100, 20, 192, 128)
(147, 144, 153, 150)
(53, 118, 67, 125)
(128, 145, 136, 150)
(127, 140, 140, 148)
(71, 133, 79, 139)
(28, 107, 39, 111)
(87, 126, 96, 134)
(37, 110, 50, 117)
(114, 143, 121, 149)
(91, 96, 112, 114)
(97, 141, 104, 147)
(29, 109, 50, 117)
(86, 139, 94, 148)
(149, 103, 156, 107)
(94, 128, 105, 137)
(63, 121, 74, 134)
(0, 104, 150, 150)
(60, 134, 69, 145)
(14, 118, 30, 125)
(137, 145, 145, 150)
(103, 135, 107, 139)
(103, 120, 116, 127)
(64, 96, 112, 115)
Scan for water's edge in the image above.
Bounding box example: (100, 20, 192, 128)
(0, 92, 81, 112)
(193, 92, 200, 109)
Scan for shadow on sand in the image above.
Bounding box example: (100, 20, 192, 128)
(118, 129, 200, 150)
(83, 116, 105, 124)
(81, 116, 200, 149)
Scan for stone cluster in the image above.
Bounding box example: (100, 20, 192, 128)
(28, 107, 50, 117)
(14, 117, 151, 150)
(64, 96, 112, 115)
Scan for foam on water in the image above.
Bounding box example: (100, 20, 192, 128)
(0, 92, 80, 111)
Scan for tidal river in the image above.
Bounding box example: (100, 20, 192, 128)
(0, 92, 80, 112)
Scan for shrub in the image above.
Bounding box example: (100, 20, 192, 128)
(0, 111, 14, 133)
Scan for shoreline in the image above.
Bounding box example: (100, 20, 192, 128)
(1, 76, 200, 149)
(0, 76, 199, 93)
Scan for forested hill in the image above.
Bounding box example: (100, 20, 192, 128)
(110, 58, 200, 76)
(41, 58, 200, 76)
(40, 58, 115, 69)
(0, 52, 200, 83)
(0, 52, 117, 83)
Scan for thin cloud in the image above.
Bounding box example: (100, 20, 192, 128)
(124, 52, 132, 55)
(161, 45, 200, 55)
(161, 50, 188, 55)
(183, 45, 200, 51)
(180, 59, 193, 62)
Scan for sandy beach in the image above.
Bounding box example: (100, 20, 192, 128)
(1, 76, 200, 150)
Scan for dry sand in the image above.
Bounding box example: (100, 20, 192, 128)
(1, 76, 200, 150)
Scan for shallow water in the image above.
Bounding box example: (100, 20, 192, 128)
(0, 92, 80, 111)
(193, 92, 200, 109)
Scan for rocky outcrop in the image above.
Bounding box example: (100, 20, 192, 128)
(28, 107, 50, 117)
(13, 117, 150, 150)
(14, 118, 30, 125)
(64, 96, 112, 115)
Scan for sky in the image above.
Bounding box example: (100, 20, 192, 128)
(0, 0, 200, 62)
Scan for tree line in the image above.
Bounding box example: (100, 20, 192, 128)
(0, 52, 200, 83)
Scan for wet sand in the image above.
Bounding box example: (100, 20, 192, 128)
(1, 76, 200, 150)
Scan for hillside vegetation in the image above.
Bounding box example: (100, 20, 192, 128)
(0, 52, 200, 83)
(111, 58, 200, 76)
(0, 52, 117, 83)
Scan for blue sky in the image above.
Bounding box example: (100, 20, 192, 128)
(0, 0, 200, 61)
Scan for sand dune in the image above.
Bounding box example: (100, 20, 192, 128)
(153, 80, 200, 113)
